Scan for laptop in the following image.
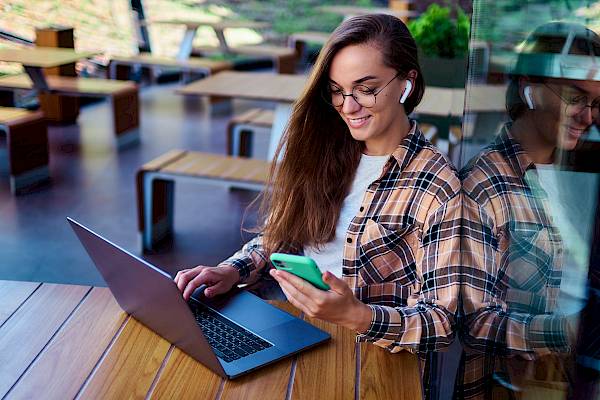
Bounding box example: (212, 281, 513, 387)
(67, 217, 330, 379)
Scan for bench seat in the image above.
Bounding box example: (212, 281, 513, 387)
(227, 108, 275, 157)
(0, 107, 49, 194)
(136, 150, 270, 251)
(0, 74, 140, 149)
(195, 44, 298, 74)
(108, 54, 233, 80)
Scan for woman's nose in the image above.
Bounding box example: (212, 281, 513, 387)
(341, 94, 362, 114)
(577, 105, 595, 126)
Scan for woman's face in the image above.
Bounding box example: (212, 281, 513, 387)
(328, 43, 410, 154)
(529, 78, 600, 151)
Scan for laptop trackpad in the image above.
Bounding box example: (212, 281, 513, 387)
(208, 290, 295, 332)
(258, 319, 330, 350)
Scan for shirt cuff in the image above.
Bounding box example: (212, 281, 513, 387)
(356, 304, 399, 341)
(218, 258, 252, 283)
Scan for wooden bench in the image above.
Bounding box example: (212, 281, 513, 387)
(227, 108, 275, 157)
(0, 74, 140, 149)
(108, 53, 233, 82)
(136, 150, 270, 251)
(0, 107, 49, 194)
(196, 45, 298, 74)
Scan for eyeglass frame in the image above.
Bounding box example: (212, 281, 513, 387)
(323, 72, 403, 109)
(542, 82, 600, 118)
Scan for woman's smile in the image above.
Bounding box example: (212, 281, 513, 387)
(347, 114, 372, 129)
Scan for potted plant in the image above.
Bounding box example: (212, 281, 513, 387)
(408, 4, 470, 88)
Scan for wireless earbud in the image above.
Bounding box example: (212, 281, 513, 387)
(524, 86, 535, 110)
(400, 80, 412, 104)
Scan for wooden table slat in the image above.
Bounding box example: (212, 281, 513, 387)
(5, 288, 126, 400)
(359, 344, 422, 400)
(78, 317, 171, 399)
(220, 301, 300, 400)
(149, 347, 223, 400)
(0, 74, 137, 95)
(291, 318, 356, 400)
(176, 71, 306, 103)
(152, 19, 269, 30)
(0, 48, 97, 68)
(0, 281, 40, 326)
(0, 283, 90, 399)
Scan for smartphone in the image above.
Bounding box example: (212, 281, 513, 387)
(269, 253, 330, 290)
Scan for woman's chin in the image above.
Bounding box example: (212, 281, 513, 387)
(348, 127, 372, 142)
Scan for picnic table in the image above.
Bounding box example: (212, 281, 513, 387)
(0, 280, 423, 399)
(177, 71, 305, 160)
(0, 47, 97, 91)
(0, 47, 141, 149)
(151, 19, 270, 60)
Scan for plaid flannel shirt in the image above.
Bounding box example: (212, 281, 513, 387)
(220, 121, 462, 353)
(458, 124, 573, 398)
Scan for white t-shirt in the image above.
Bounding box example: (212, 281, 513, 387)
(304, 153, 390, 277)
(530, 165, 599, 315)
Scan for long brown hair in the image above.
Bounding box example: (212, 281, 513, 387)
(258, 14, 425, 255)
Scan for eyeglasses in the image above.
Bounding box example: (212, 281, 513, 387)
(543, 83, 600, 119)
(324, 73, 402, 108)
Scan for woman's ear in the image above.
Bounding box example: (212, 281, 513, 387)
(524, 86, 535, 110)
(400, 80, 412, 104)
(519, 77, 535, 110)
(399, 70, 417, 104)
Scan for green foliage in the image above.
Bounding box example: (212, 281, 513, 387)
(408, 4, 470, 59)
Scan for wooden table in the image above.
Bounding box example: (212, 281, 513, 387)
(0, 280, 422, 399)
(178, 71, 305, 160)
(152, 19, 270, 60)
(0, 47, 97, 91)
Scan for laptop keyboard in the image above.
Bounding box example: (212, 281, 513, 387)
(191, 302, 272, 363)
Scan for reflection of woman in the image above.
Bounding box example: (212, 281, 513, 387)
(459, 22, 600, 398)
(175, 14, 461, 354)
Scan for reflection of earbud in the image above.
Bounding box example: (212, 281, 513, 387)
(524, 86, 535, 110)
(400, 80, 412, 104)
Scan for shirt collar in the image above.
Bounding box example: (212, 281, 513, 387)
(494, 123, 536, 178)
(389, 120, 428, 172)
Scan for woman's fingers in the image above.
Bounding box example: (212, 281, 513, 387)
(173, 268, 190, 287)
(272, 270, 319, 314)
(183, 270, 212, 300)
(176, 266, 208, 295)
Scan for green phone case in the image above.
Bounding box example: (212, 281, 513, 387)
(269, 253, 330, 290)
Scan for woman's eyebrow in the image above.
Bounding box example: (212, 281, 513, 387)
(568, 85, 600, 102)
(570, 84, 587, 95)
(328, 75, 379, 85)
(354, 75, 378, 84)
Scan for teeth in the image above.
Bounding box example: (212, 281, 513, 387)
(350, 116, 369, 122)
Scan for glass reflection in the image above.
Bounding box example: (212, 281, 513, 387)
(458, 21, 600, 399)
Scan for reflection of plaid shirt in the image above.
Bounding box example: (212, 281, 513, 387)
(458, 125, 572, 398)
(221, 122, 462, 353)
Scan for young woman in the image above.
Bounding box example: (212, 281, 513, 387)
(175, 14, 461, 354)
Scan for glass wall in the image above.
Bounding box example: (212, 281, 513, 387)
(454, 0, 600, 398)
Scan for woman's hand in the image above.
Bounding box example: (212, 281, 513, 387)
(269, 269, 372, 333)
(174, 264, 239, 301)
